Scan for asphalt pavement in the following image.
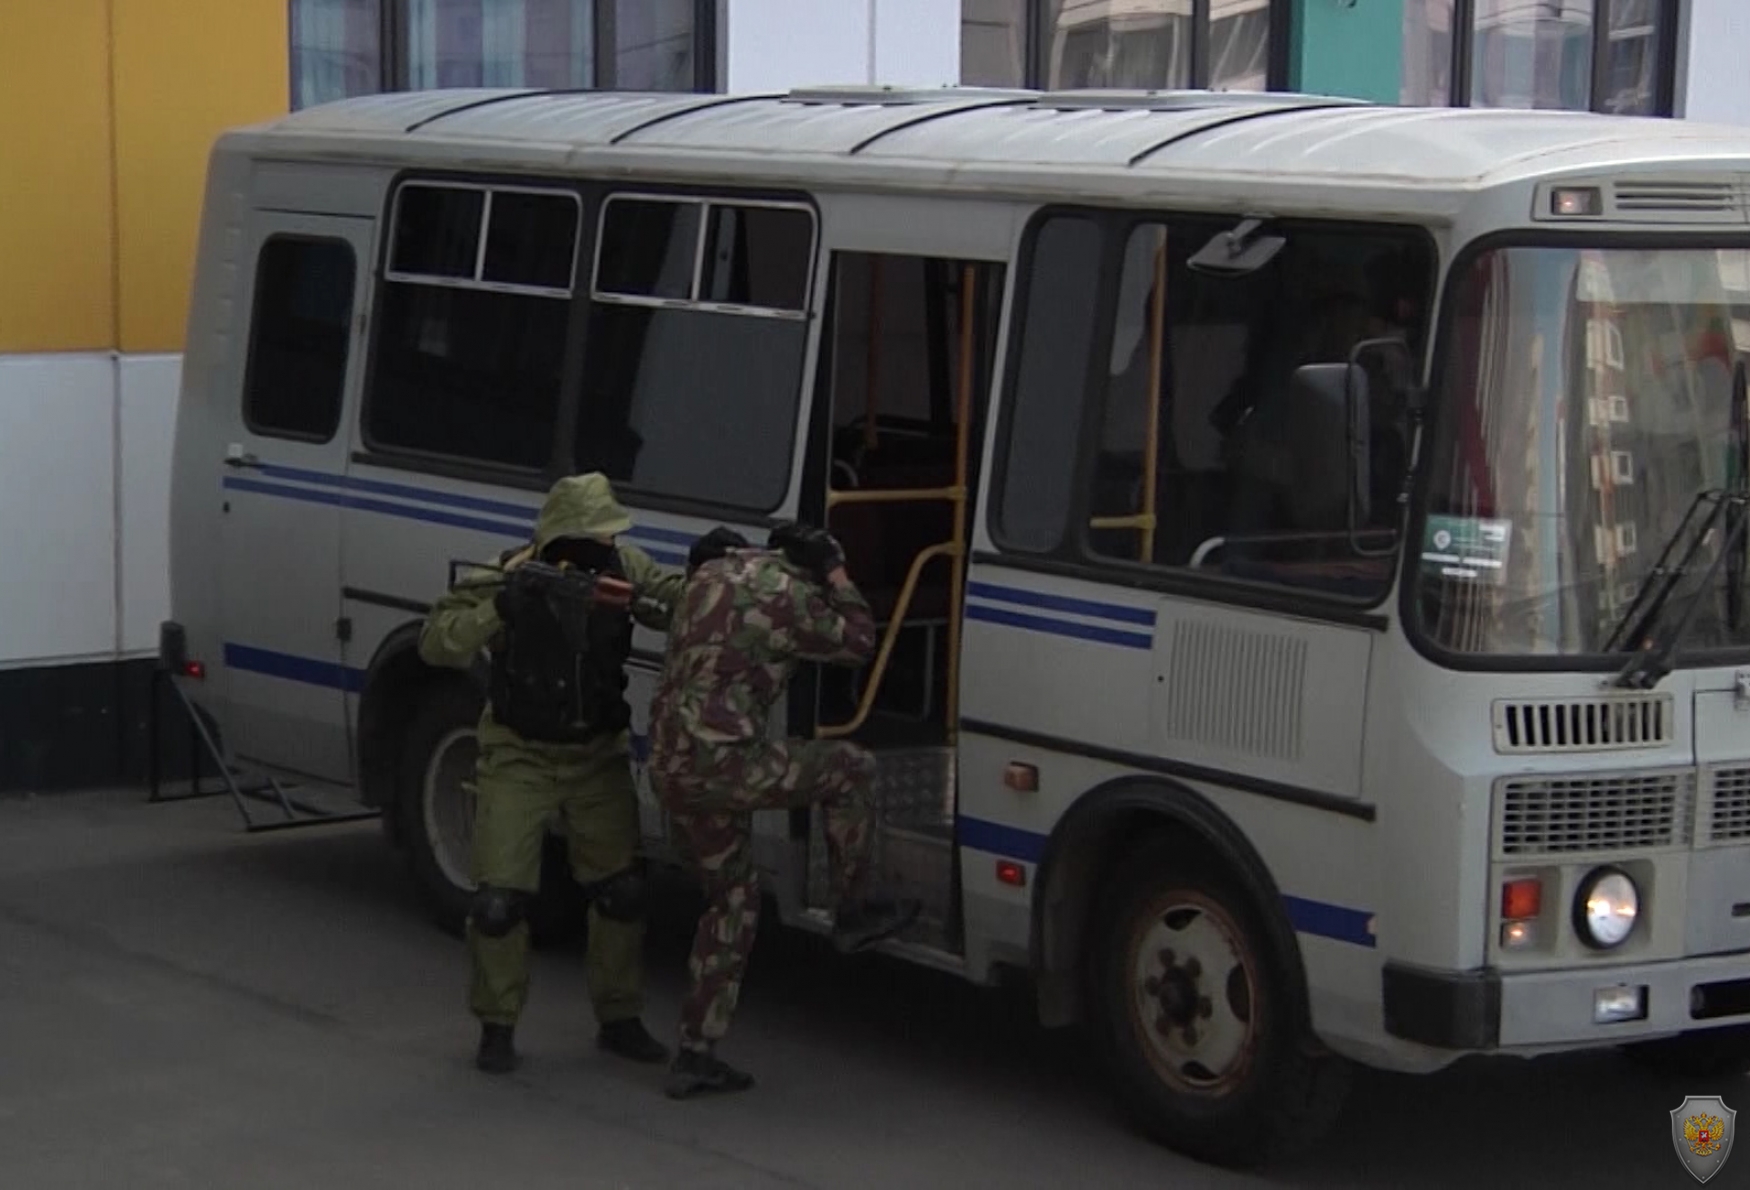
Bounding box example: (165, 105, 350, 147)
(0, 786, 1741, 1189)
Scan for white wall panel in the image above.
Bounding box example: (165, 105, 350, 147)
(872, 0, 959, 87)
(723, 0, 961, 92)
(724, 0, 871, 92)
(1678, 0, 1750, 126)
(0, 354, 117, 668)
(118, 354, 180, 657)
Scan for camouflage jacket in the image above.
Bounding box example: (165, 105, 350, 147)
(648, 548, 876, 762)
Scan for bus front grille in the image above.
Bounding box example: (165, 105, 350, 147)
(1495, 770, 1694, 858)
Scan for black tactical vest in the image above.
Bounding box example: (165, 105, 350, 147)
(487, 552, 634, 745)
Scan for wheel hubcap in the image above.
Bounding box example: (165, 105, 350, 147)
(1129, 898, 1259, 1095)
(422, 727, 478, 892)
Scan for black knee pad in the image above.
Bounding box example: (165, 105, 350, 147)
(592, 865, 649, 923)
(470, 886, 530, 938)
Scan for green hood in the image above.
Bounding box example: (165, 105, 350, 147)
(534, 473, 634, 550)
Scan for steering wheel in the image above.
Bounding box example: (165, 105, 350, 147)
(832, 458, 861, 490)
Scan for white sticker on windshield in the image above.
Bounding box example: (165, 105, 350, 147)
(1422, 515, 1512, 585)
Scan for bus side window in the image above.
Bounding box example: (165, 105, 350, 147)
(241, 236, 356, 443)
(993, 215, 1105, 555)
(573, 194, 817, 514)
(364, 181, 580, 472)
(1082, 219, 1430, 601)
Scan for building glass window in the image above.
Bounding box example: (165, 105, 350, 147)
(1045, 0, 1194, 90)
(406, 0, 596, 89)
(1397, 0, 1677, 116)
(1471, 0, 1594, 110)
(962, 0, 1030, 87)
(1401, 0, 1455, 106)
(961, 0, 1285, 91)
(289, 0, 712, 110)
(1599, 0, 1670, 115)
(290, 0, 384, 109)
(611, 0, 698, 90)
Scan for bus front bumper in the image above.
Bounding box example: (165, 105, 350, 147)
(1383, 951, 1750, 1051)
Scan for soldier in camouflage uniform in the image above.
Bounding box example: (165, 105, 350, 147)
(648, 522, 922, 1099)
(419, 473, 684, 1075)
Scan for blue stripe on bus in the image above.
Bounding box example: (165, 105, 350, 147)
(966, 581, 1156, 627)
(225, 642, 366, 693)
(222, 474, 688, 566)
(964, 603, 1154, 650)
(258, 463, 540, 521)
(956, 814, 1048, 864)
(1282, 895, 1378, 949)
(959, 815, 1375, 949)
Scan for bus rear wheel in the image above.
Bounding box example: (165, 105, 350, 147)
(394, 679, 588, 947)
(1090, 838, 1350, 1169)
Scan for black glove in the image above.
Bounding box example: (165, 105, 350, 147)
(767, 521, 844, 585)
(688, 525, 750, 575)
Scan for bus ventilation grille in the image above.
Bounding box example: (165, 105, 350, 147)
(1610, 178, 1747, 222)
(1495, 770, 1693, 858)
(1703, 766, 1750, 846)
(1491, 694, 1674, 754)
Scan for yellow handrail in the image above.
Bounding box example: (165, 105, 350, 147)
(817, 262, 978, 742)
(816, 541, 957, 739)
(1088, 229, 1166, 560)
(828, 485, 962, 507)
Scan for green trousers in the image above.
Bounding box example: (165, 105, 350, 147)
(466, 726, 645, 1028)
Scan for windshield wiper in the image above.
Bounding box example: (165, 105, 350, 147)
(1609, 487, 1750, 689)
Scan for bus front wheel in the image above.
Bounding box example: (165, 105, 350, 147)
(1090, 838, 1350, 1169)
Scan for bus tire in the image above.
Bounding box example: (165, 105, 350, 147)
(393, 679, 588, 947)
(1090, 837, 1350, 1169)
(1620, 1025, 1750, 1079)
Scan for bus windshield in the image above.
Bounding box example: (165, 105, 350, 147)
(1414, 243, 1750, 660)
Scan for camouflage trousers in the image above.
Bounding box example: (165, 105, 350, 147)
(659, 737, 876, 1054)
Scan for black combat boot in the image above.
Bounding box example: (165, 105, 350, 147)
(664, 1045, 755, 1100)
(831, 894, 923, 955)
(598, 1017, 670, 1064)
(475, 1023, 519, 1074)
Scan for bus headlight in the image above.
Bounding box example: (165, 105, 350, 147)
(1574, 867, 1639, 949)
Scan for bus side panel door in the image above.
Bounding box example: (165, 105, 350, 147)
(216, 211, 376, 783)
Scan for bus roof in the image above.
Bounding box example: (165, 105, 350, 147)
(226, 87, 1750, 223)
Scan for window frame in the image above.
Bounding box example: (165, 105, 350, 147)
(239, 231, 359, 446)
(588, 191, 818, 321)
(1399, 224, 1750, 676)
(354, 169, 595, 492)
(985, 202, 1441, 632)
(567, 182, 823, 519)
(1447, 0, 1682, 116)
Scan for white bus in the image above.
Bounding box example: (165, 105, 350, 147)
(163, 84, 1750, 1168)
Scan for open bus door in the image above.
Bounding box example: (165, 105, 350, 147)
(797, 250, 1004, 957)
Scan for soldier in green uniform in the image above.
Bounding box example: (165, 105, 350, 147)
(418, 473, 684, 1075)
(648, 522, 921, 1099)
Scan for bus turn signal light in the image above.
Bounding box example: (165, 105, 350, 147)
(996, 861, 1026, 888)
(1501, 877, 1542, 921)
(1003, 763, 1038, 792)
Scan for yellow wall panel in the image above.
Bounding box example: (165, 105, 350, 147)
(0, 2, 116, 353)
(113, 0, 289, 354)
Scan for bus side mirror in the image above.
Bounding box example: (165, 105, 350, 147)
(1287, 362, 1371, 534)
